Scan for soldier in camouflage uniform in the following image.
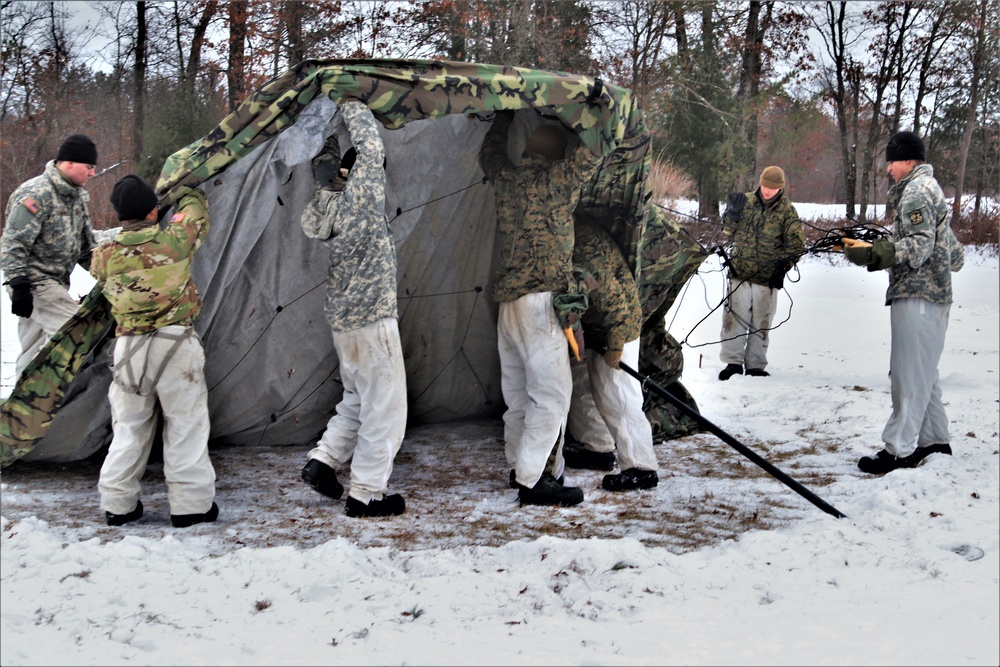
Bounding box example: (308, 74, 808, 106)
(555, 220, 659, 491)
(299, 99, 407, 518)
(843, 131, 965, 475)
(2, 134, 98, 378)
(91, 175, 218, 528)
(718, 165, 805, 380)
(480, 110, 603, 507)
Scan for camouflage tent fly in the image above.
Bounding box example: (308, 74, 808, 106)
(1, 58, 708, 466)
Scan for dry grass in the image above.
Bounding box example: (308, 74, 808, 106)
(0, 419, 826, 554)
(649, 156, 693, 203)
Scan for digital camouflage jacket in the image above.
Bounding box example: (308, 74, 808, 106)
(300, 100, 398, 332)
(724, 190, 804, 286)
(90, 189, 210, 336)
(479, 112, 604, 303)
(884, 163, 964, 305)
(1, 160, 96, 287)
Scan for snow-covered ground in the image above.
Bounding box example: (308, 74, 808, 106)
(1, 205, 998, 665)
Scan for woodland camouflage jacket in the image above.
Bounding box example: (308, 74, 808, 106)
(90, 189, 209, 336)
(479, 111, 604, 303)
(574, 221, 641, 353)
(300, 100, 398, 332)
(884, 163, 964, 305)
(1, 161, 96, 287)
(724, 190, 804, 286)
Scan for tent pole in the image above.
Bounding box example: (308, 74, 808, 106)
(619, 360, 847, 519)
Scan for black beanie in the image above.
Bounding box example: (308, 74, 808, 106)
(110, 175, 158, 221)
(56, 133, 98, 165)
(885, 131, 925, 162)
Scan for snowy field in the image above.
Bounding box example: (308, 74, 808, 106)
(1, 201, 998, 665)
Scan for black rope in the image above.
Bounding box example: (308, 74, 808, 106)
(387, 176, 488, 227)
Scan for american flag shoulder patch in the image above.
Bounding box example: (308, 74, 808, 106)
(170, 212, 186, 223)
(22, 198, 39, 215)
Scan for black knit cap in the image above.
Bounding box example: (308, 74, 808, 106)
(56, 133, 98, 165)
(885, 131, 925, 162)
(110, 175, 158, 221)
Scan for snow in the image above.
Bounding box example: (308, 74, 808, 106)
(2, 213, 998, 665)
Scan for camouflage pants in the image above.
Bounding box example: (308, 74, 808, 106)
(8, 279, 79, 379)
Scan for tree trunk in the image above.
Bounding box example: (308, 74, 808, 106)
(285, 0, 306, 67)
(132, 1, 146, 170)
(228, 0, 249, 111)
(952, 0, 987, 223)
(736, 1, 770, 188)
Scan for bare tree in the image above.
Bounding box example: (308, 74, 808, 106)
(951, 0, 990, 223)
(131, 2, 147, 168)
(227, 0, 248, 110)
(812, 1, 864, 219)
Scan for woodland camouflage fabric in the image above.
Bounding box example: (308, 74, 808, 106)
(639, 322, 704, 441)
(723, 191, 804, 286)
(479, 110, 604, 303)
(1, 58, 708, 465)
(572, 220, 641, 353)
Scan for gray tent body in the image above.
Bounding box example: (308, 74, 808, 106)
(23, 98, 576, 462)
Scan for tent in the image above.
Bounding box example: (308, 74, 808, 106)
(0, 58, 708, 466)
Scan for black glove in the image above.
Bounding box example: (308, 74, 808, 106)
(8, 276, 33, 318)
(768, 261, 790, 290)
(725, 192, 747, 224)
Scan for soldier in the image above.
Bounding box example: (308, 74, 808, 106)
(2, 134, 98, 378)
(479, 110, 603, 507)
(91, 175, 218, 528)
(843, 131, 964, 475)
(718, 165, 805, 380)
(555, 220, 660, 491)
(299, 99, 407, 518)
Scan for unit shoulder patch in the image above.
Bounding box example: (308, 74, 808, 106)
(22, 198, 39, 215)
(908, 209, 924, 226)
(170, 212, 186, 223)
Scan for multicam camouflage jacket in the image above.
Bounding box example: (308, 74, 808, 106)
(724, 190, 804, 286)
(1, 160, 96, 287)
(884, 164, 964, 305)
(300, 100, 398, 333)
(572, 221, 641, 352)
(479, 112, 604, 304)
(89, 189, 210, 336)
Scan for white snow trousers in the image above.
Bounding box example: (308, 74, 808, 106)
(719, 278, 777, 370)
(576, 340, 659, 471)
(498, 292, 572, 488)
(309, 317, 407, 504)
(882, 298, 951, 457)
(7, 279, 79, 378)
(568, 358, 615, 453)
(99, 325, 216, 516)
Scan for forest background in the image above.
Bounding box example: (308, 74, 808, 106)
(1, 0, 997, 247)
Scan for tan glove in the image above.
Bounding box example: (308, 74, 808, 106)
(563, 326, 583, 362)
(603, 349, 622, 369)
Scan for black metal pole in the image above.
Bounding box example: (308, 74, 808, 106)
(619, 361, 847, 519)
